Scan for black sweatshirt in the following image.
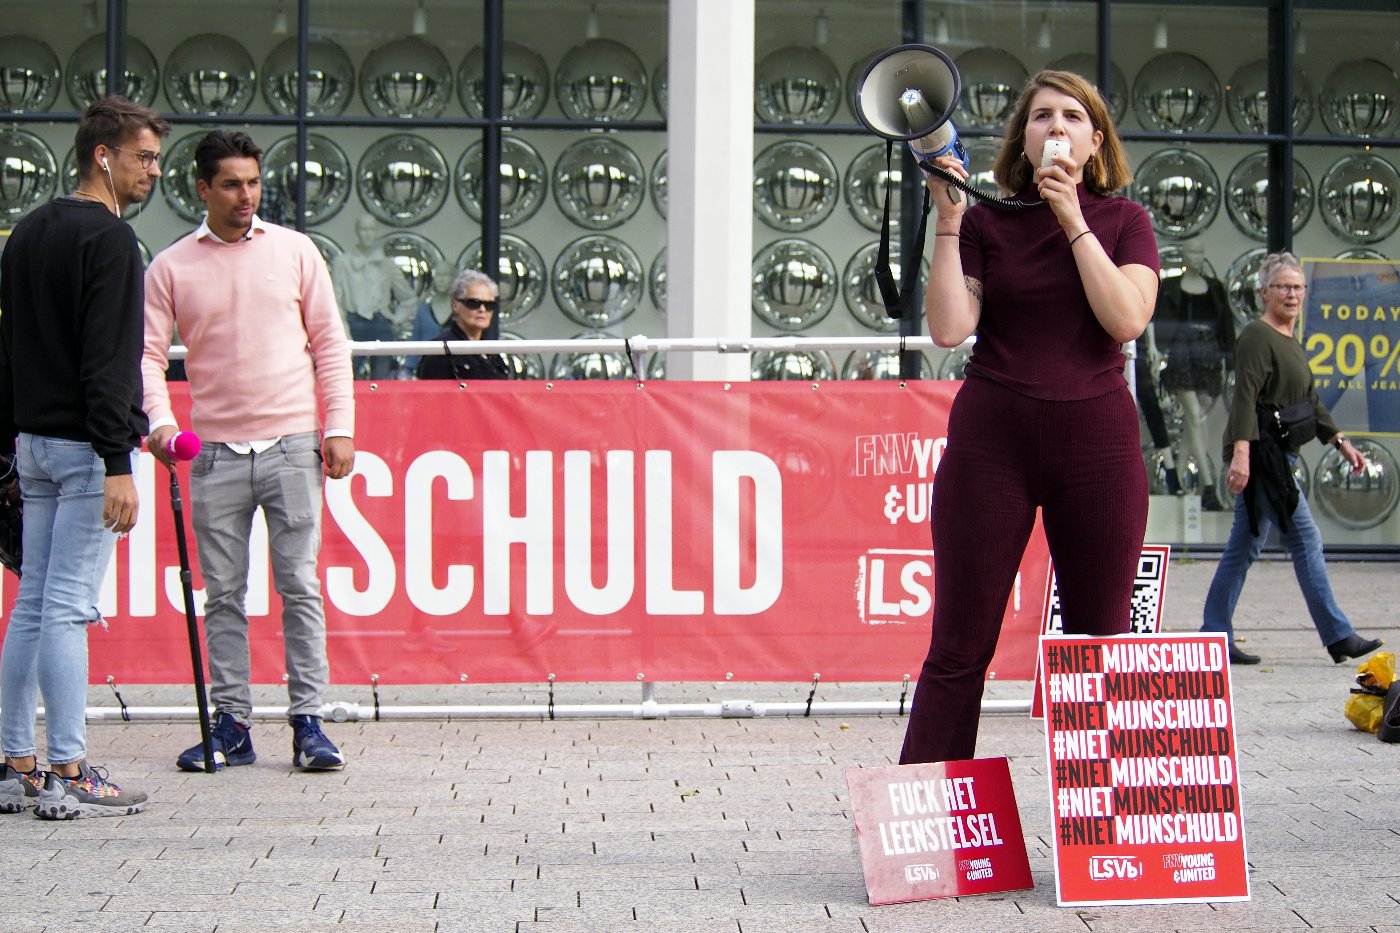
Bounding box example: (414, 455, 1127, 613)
(0, 197, 148, 475)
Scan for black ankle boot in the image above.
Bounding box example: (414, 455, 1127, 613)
(1200, 485, 1226, 511)
(1228, 644, 1260, 665)
(1328, 633, 1383, 664)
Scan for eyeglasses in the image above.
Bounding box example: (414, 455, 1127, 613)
(1267, 283, 1307, 294)
(109, 146, 160, 169)
(455, 297, 498, 311)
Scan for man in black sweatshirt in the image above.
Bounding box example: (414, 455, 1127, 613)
(0, 96, 168, 820)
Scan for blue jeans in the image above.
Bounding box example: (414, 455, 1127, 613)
(346, 313, 399, 381)
(1201, 460, 1354, 648)
(190, 432, 329, 720)
(1, 435, 127, 765)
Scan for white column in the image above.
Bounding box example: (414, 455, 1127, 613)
(667, 0, 754, 381)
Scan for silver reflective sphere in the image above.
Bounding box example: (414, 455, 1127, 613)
(552, 235, 644, 328)
(137, 238, 152, 268)
(261, 37, 355, 117)
(1320, 59, 1400, 138)
(753, 140, 838, 232)
(650, 150, 667, 219)
(360, 37, 452, 119)
(751, 349, 836, 381)
(1294, 458, 1311, 501)
(842, 349, 928, 380)
(1319, 153, 1400, 245)
(62, 146, 150, 220)
(552, 136, 645, 230)
(454, 136, 547, 227)
(652, 56, 668, 119)
(843, 241, 924, 333)
(1133, 148, 1221, 239)
(163, 33, 256, 115)
(458, 41, 549, 119)
(159, 132, 207, 224)
(755, 46, 841, 126)
(64, 35, 157, 108)
(955, 48, 1028, 131)
(0, 35, 61, 112)
(1335, 248, 1391, 261)
(646, 352, 666, 380)
(937, 346, 972, 380)
(1132, 52, 1221, 133)
(1224, 59, 1314, 134)
(261, 134, 352, 226)
(306, 231, 343, 269)
(650, 247, 666, 312)
(375, 232, 446, 327)
(846, 48, 883, 117)
(499, 331, 545, 380)
(845, 144, 902, 233)
(66, 34, 159, 108)
(555, 39, 647, 122)
(751, 239, 837, 331)
(1224, 151, 1313, 241)
(458, 234, 546, 324)
(1225, 247, 1268, 323)
(964, 138, 1002, 197)
(356, 134, 450, 227)
(549, 333, 632, 381)
(0, 129, 57, 228)
(1047, 53, 1128, 124)
(1315, 439, 1399, 530)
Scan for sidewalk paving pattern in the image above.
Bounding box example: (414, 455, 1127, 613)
(2, 558, 1399, 931)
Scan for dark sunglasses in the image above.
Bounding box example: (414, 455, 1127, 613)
(455, 297, 498, 311)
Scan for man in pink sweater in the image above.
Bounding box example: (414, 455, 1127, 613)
(143, 130, 356, 773)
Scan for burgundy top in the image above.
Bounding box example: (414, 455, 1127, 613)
(959, 187, 1160, 401)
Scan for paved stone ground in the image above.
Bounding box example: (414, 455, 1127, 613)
(3, 557, 1399, 932)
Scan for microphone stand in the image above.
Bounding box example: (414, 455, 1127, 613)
(169, 468, 216, 773)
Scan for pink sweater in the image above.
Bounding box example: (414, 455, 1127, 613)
(143, 220, 354, 441)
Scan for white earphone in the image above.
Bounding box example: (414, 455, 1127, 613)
(101, 158, 110, 171)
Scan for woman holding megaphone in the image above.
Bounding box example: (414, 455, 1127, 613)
(899, 69, 1160, 764)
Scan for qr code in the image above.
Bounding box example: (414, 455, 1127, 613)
(1043, 545, 1169, 635)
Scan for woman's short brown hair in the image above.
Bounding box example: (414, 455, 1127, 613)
(992, 70, 1132, 196)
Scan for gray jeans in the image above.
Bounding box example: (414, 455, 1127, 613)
(190, 432, 329, 720)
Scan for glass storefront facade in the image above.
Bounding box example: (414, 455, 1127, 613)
(2, 0, 1396, 547)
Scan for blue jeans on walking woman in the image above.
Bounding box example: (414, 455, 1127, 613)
(1, 435, 127, 765)
(1201, 457, 1354, 649)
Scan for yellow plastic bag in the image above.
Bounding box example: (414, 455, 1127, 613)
(1347, 652, 1397, 733)
(1347, 693, 1385, 733)
(1356, 652, 1397, 694)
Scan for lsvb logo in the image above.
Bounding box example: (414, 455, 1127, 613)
(1088, 855, 1142, 880)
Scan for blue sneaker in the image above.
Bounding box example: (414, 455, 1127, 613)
(0, 763, 42, 813)
(290, 715, 345, 771)
(176, 711, 256, 772)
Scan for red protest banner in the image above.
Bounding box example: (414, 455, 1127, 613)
(846, 758, 1033, 905)
(1040, 633, 1249, 906)
(1, 382, 1054, 685)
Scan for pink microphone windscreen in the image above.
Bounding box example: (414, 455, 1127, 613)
(167, 431, 202, 462)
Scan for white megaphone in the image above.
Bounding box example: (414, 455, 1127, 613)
(854, 44, 970, 179)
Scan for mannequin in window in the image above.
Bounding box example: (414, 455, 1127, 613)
(330, 215, 416, 380)
(1153, 239, 1235, 509)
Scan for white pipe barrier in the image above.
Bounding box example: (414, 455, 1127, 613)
(65, 696, 1032, 722)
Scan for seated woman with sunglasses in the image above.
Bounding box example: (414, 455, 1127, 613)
(415, 270, 511, 381)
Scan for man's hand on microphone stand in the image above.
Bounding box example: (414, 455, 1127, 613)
(147, 424, 178, 470)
